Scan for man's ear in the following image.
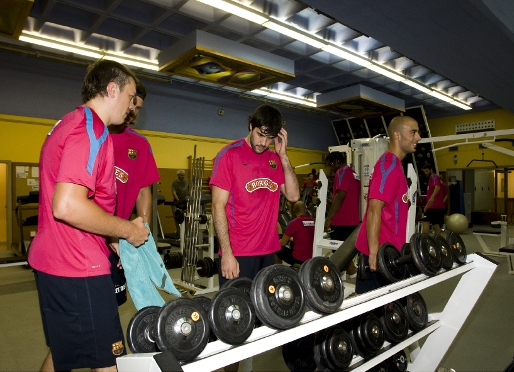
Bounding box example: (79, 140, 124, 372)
(107, 82, 117, 98)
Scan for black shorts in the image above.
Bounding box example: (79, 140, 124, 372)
(330, 225, 359, 241)
(34, 271, 126, 370)
(355, 254, 390, 294)
(275, 246, 304, 266)
(218, 253, 275, 288)
(424, 208, 446, 227)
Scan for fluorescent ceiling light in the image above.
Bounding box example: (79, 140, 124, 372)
(430, 91, 455, 103)
(263, 21, 325, 49)
(403, 79, 431, 93)
(20, 35, 103, 59)
(368, 64, 405, 81)
(451, 101, 472, 110)
(252, 88, 317, 107)
(20, 32, 159, 71)
(321, 45, 371, 67)
(196, 0, 268, 24)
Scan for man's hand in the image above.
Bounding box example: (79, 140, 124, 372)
(127, 217, 149, 247)
(369, 252, 378, 272)
(221, 254, 239, 280)
(274, 128, 288, 158)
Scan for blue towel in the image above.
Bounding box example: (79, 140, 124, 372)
(119, 224, 181, 310)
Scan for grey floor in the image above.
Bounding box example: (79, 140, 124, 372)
(1, 226, 513, 372)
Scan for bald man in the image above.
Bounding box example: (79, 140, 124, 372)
(355, 116, 421, 294)
(277, 201, 315, 265)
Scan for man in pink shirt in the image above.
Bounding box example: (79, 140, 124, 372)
(277, 201, 315, 265)
(324, 151, 361, 277)
(355, 116, 421, 294)
(28, 60, 149, 372)
(421, 164, 445, 234)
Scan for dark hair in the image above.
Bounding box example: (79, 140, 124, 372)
(81, 59, 137, 103)
(248, 104, 283, 137)
(136, 79, 147, 100)
(325, 151, 347, 166)
(421, 162, 434, 171)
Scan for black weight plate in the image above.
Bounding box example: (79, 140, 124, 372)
(344, 318, 372, 359)
(411, 233, 442, 276)
(431, 233, 454, 270)
(250, 265, 306, 330)
(155, 298, 210, 362)
(358, 253, 366, 280)
(174, 209, 185, 224)
(402, 241, 420, 277)
(379, 301, 409, 343)
(377, 242, 406, 282)
(323, 326, 354, 370)
(282, 333, 316, 372)
(192, 296, 217, 342)
(385, 349, 408, 371)
(313, 329, 331, 372)
(404, 292, 428, 331)
(447, 231, 467, 265)
(163, 253, 172, 270)
(126, 306, 160, 353)
(298, 256, 344, 314)
(358, 312, 384, 354)
(221, 276, 253, 296)
(196, 258, 208, 277)
(209, 287, 255, 345)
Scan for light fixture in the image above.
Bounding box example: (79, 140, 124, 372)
(367, 64, 405, 81)
(403, 79, 431, 93)
(19, 32, 159, 71)
(262, 21, 325, 49)
(451, 101, 472, 110)
(321, 45, 372, 67)
(251, 88, 317, 107)
(195, 0, 267, 24)
(430, 90, 456, 103)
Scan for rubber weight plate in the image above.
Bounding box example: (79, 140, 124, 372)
(155, 298, 210, 362)
(209, 287, 255, 345)
(357, 312, 384, 355)
(298, 256, 344, 314)
(321, 326, 354, 370)
(431, 233, 454, 270)
(385, 349, 408, 371)
(411, 233, 442, 276)
(313, 329, 332, 372)
(126, 306, 161, 353)
(220, 276, 253, 297)
(402, 240, 420, 277)
(377, 242, 406, 283)
(344, 317, 372, 359)
(192, 296, 217, 342)
(404, 292, 428, 331)
(282, 333, 316, 372)
(250, 264, 306, 330)
(446, 231, 467, 265)
(378, 301, 409, 343)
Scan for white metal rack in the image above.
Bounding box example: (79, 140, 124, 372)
(117, 253, 497, 372)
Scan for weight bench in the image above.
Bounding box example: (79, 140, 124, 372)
(499, 245, 514, 275)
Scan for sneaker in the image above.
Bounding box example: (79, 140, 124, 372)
(348, 273, 357, 279)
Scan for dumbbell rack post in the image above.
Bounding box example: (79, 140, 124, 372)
(116, 253, 496, 372)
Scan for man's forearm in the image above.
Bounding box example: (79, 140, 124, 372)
(280, 155, 300, 202)
(212, 206, 233, 257)
(135, 186, 152, 225)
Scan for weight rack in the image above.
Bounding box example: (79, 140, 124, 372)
(117, 253, 497, 372)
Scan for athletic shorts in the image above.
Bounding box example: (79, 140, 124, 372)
(424, 208, 446, 227)
(34, 271, 126, 370)
(330, 225, 359, 241)
(218, 253, 275, 288)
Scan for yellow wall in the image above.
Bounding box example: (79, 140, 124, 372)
(427, 108, 514, 172)
(0, 113, 326, 176)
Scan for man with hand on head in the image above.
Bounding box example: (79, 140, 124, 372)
(28, 59, 149, 372)
(209, 104, 299, 372)
(355, 116, 421, 294)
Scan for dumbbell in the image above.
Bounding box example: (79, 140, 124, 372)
(357, 233, 443, 283)
(174, 209, 208, 225)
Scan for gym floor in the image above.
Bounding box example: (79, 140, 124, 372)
(0, 226, 513, 372)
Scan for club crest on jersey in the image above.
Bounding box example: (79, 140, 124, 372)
(128, 148, 137, 160)
(114, 166, 128, 183)
(246, 178, 278, 192)
(269, 160, 277, 169)
(402, 193, 409, 203)
(112, 341, 124, 356)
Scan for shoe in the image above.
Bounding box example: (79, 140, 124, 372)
(348, 273, 357, 279)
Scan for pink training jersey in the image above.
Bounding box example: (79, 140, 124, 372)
(29, 106, 115, 277)
(356, 151, 409, 254)
(209, 139, 285, 256)
(426, 173, 445, 209)
(332, 165, 361, 226)
(111, 126, 160, 220)
(284, 214, 315, 262)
